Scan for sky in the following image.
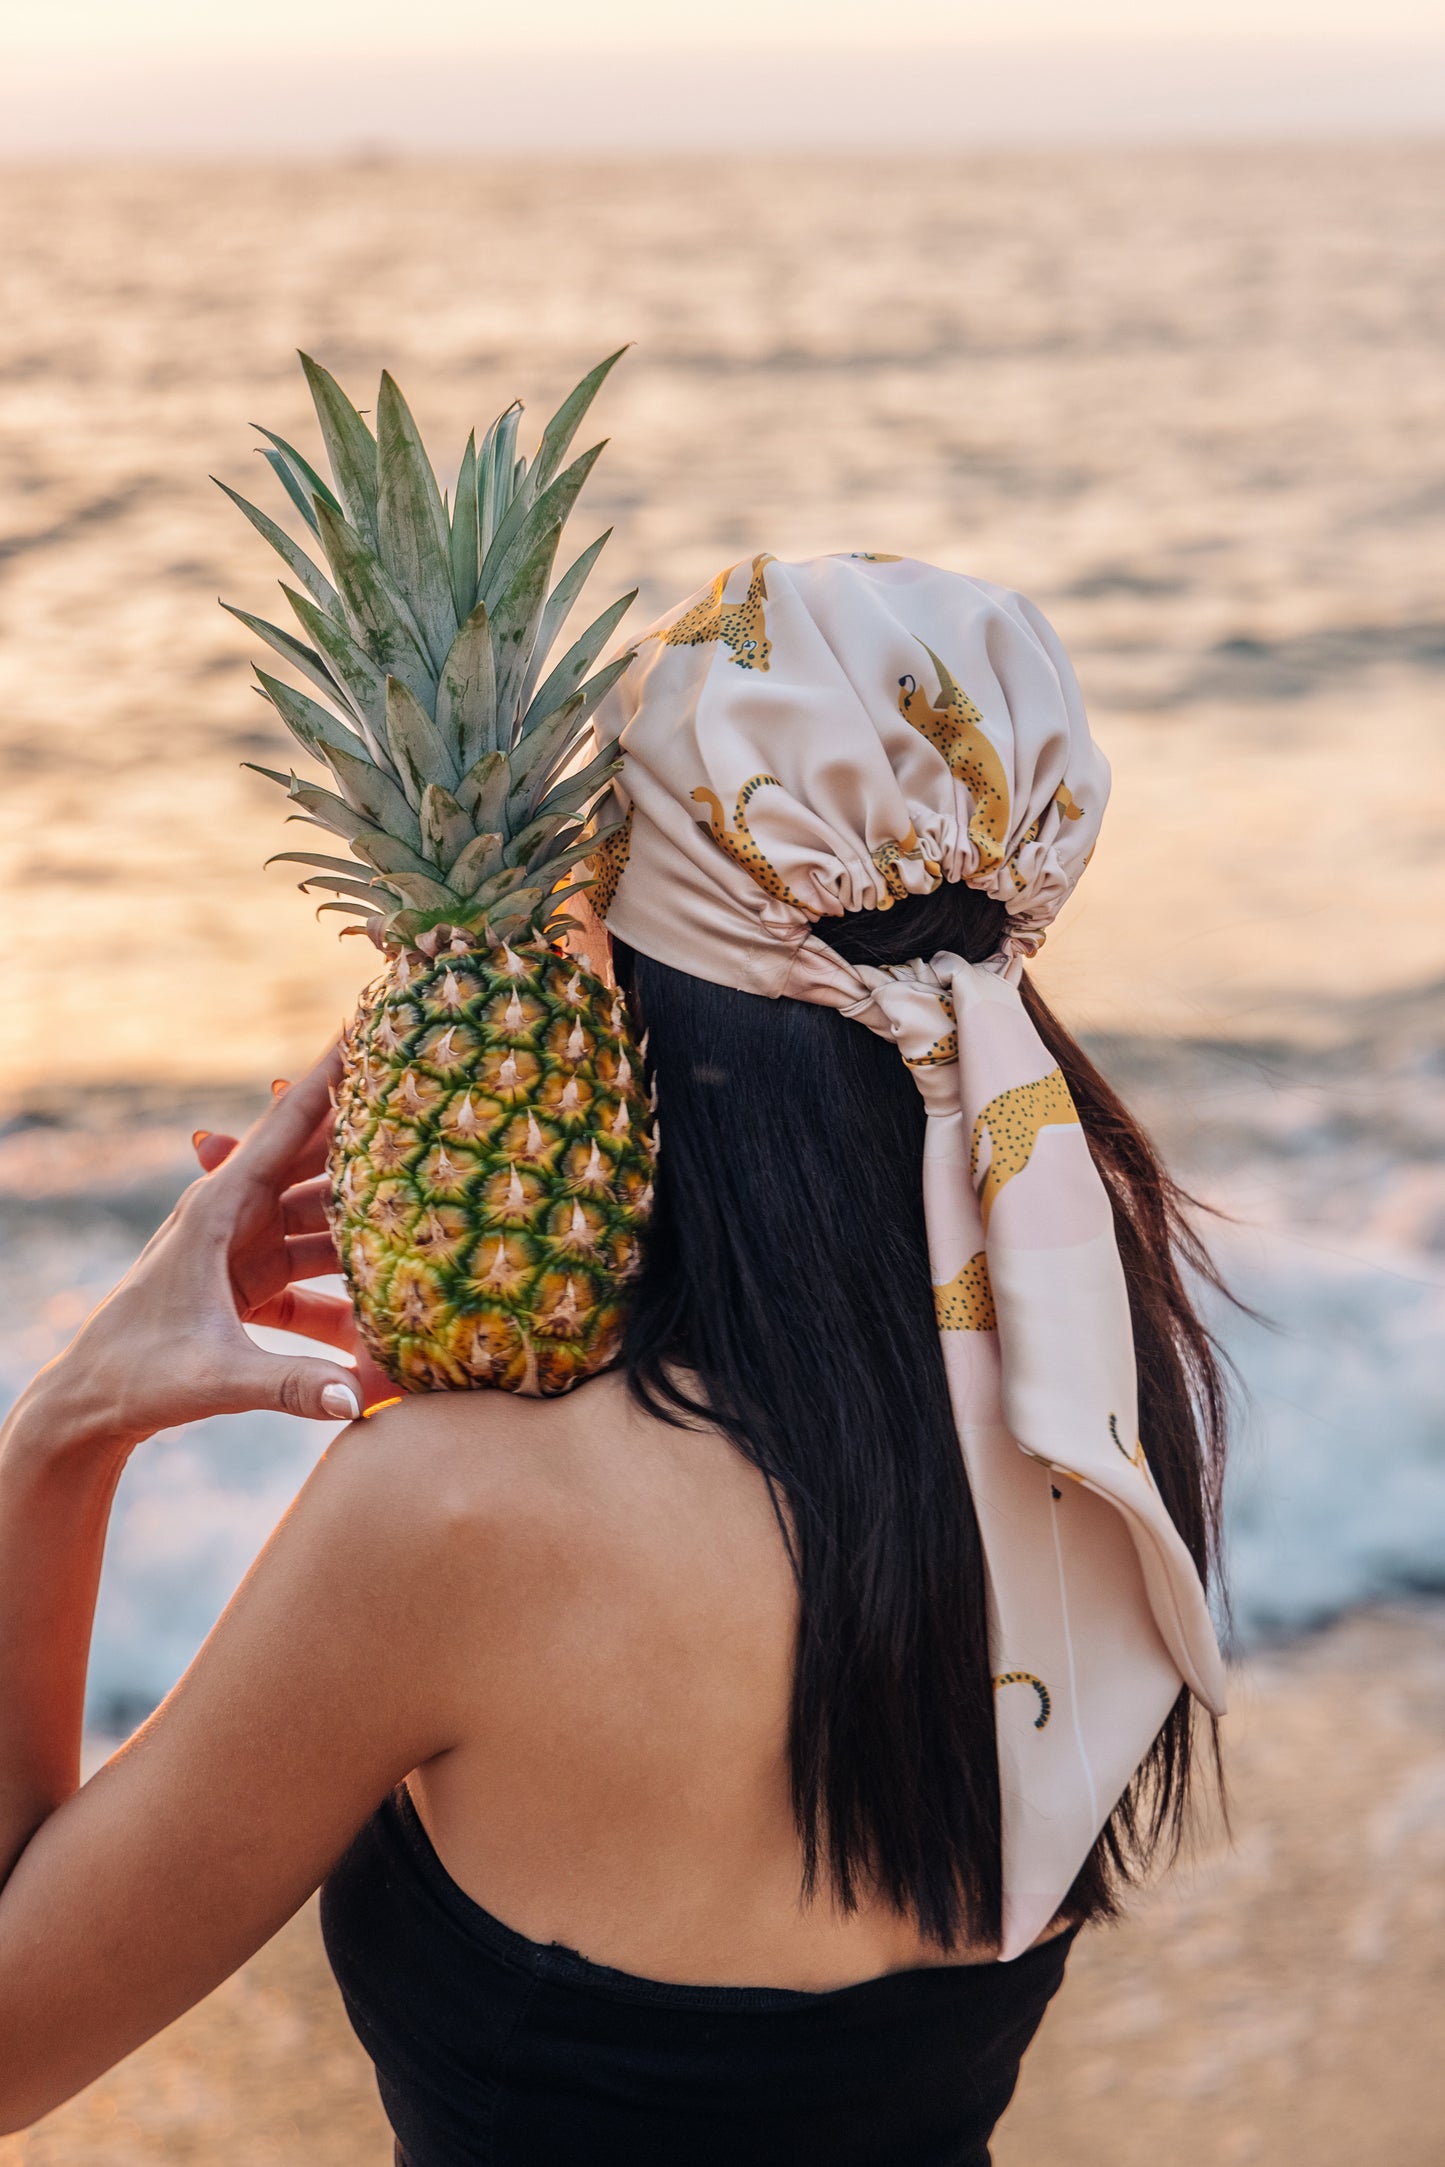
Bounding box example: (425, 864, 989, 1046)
(9, 0, 1445, 52)
(5, 0, 1444, 150)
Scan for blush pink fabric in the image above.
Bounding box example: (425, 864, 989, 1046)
(592, 552, 1226, 1958)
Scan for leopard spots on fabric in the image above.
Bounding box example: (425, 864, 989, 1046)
(651, 554, 774, 671)
(1004, 786, 1087, 891)
(897, 644, 1012, 873)
(871, 825, 942, 905)
(934, 1250, 997, 1332)
(904, 1028, 959, 1069)
(969, 1067, 1080, 1230)
(587, 804, 634, 919)
(993, 1672, 1052, 1730)
(690, 776, 807, 911)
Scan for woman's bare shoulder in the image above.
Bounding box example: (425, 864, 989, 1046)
(329, 1369, 768, 1585)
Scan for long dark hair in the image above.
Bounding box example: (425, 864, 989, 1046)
(613, 880, 1228, 1950)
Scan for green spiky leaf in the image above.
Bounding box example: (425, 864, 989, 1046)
(385, 867, 459, 911)
(299, 352, 379, 547)
(259, 447, 321, 535)
(314, 499, 436, 709)
(435, 601, 497, 772)
(531, 347, 627, 495)
(419, 782, 473, 869)
(245, 765, 376, 847)
(511, 654, 635, 819)
(480, 402, 522, 556)
(252, 425, 343, 520)
(520, 528, 612, 712)
(489, 521, 564, 738)
(222, 603, 350, 715)
(315, 898, 380, 916)
(325, 739, 425, 851)
(351, 829, 446, 882)
(455, 748, 509, 833)
(504, 810, 576, 873)
(376, 371, 456, 668)
(468, 862, 536, 914)
(521, 589, 635, 742)
(536, 743, 623, 825)
(281, 586, 391, 761)
(445, 832, 504, 895)
(501, 688, 585, 811)
(480, 441, 605, 620)
(385, 675, 457, 810)
(266, 848, 373, 879)
(448, 431, 481, 623)
(298, 873, 389, 904)
(213, 478, 340, 614)
(253, 669, 371, 770)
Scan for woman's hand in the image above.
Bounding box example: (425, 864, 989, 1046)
(22, 1046, 373, 1463)
(191, 1082, 395, 1418)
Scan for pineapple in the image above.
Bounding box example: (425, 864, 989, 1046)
(221, 350, 655, 1395)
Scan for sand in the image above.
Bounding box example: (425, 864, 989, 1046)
(1, 1605, 1440, 2165)
(2, 149, 1444, 1098)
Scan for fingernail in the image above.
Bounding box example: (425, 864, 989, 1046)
(320, 1382, 361, 1421)
(192, 1129, 211, 1148)
(271, 1078, 290, 1098)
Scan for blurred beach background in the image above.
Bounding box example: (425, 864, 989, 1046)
(2, 1, 1444, 2159)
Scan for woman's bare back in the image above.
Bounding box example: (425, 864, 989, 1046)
(403, 1369, 1046, 1986)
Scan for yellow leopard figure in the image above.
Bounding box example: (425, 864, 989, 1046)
(933, 1251, 997, 1332)
(691, 775, 806, 910)
(993, 1672, 1052, 1730)
(652, 554, 774, 671)
(1002, 785, 1088, 892)
(871, 825, 942, 907)
(969, 1068, 1079, 1230)
(897, 646, 1011, 874)
(587, 804, 634, 917)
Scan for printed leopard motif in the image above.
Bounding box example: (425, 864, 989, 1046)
(969, 1067, 1080, 1230)
(898, 646, 1011, 874)
(651, 554, 774, 671)
(690, 775, 806, 910)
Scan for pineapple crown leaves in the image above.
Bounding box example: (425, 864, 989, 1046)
(222, 347, 636, 951)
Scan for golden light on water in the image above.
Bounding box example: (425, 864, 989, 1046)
(2, 149, 1443, 1100)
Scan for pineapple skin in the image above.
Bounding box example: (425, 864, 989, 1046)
(329, 938, 655, 1398)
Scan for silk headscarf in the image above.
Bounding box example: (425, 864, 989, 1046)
(588, 551, 1227, 1959)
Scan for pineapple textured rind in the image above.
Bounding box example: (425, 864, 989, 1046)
(224, 347, 656, 1397)
(330, 942, 655, 1398)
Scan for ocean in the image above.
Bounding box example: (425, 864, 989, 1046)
(1, 148, 1441, 1722)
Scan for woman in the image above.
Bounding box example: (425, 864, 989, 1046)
(0, 556, 1228, 2164)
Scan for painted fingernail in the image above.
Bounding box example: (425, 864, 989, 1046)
(192, 1129, 211, 1148)
(320, 1382, 361, 1421)
(271, 1078, 290, 1098)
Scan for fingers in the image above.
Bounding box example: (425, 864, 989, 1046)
(283, 1232, 342, 1282)
(232, 1344, 361, 1423)
(193, 1130, 238, 1172)
(281, 1174, 332, 1238)
(237, 1043, 344, 1184)
(248, 1286, 358, 1350)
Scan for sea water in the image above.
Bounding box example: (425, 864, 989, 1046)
(2, 981, 1441, 1726)
(1, 148, 1442, 1721)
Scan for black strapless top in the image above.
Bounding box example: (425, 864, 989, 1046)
(321, 1788, 1073, 2167)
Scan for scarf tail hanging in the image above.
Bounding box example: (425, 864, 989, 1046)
(592, 552, 1228, 1956)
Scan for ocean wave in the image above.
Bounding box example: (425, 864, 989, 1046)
(3, 988, 1442, 1726)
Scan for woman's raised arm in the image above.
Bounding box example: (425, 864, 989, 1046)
(0, 1053, 477, 2131)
